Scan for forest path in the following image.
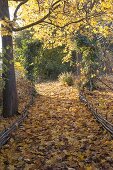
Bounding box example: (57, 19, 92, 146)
(0, 82, 113, 170)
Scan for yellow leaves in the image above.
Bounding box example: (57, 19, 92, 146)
(92, 25, 111, 38)
(63, 52, 72, 62)
(90, 19, 97, 27)
(8, 165, 15, 170)
(91, 74, 96, 78)
(1, 81, 113, 169)
(86, 166, 93, 170)
(0, 77, 34, 132)
(10, 0, 112, 53)
(78, 153, 84, 161)
(86, 75, 113, 124)
(101, 0, 113, 10)
(0, 22, 12, 36)
(0, 19, 9, 27)
(15, 62, 26, 77)
(79, 0, 85, 3)
(99, 26, 109, 37)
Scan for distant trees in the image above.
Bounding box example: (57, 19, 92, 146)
(0, 0, 64, 117)
(14, 30, 72, 81)
(14, 30, 42, 81)
(75, 32, 99, 90)
(73, 26, 113, 90)
(0, 0, 112, 117)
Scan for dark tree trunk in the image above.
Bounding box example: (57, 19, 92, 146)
(1, 0, 18, 117)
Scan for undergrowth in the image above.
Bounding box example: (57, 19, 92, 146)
(58, 72, 74, 86)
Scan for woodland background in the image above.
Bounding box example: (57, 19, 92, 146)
(0, 0, 113, 169)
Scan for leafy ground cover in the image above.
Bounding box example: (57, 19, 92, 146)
(0, 81, 113, 169)
(0, 77, 34, 132)
(84, 75, 113, 124)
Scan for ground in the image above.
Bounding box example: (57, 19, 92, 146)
(85, 75, 113, 124)
(0, 77, 33, 131)
(0, 81, 113, 170)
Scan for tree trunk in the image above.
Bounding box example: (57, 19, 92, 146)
(1, 0, 18, 117)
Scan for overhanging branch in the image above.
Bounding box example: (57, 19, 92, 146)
(8, 0, 25, 1)
(12, 12, 51, 31)
(13, 0, 28, 20)
(12, 0, 61, 31)
(12, 0, 105, 32)
(43, 11, 105, 29)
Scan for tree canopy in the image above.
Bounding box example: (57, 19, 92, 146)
(0, 0, 113, 117)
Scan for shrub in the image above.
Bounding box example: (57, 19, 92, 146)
(58, 72, 74, 86)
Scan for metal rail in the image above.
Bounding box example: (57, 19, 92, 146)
(97, 77, 113, 91)
(79, 91, 113, 137)
(0, 89, 36, 149)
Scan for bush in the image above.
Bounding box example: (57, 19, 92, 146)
(58, 72, 74, 86)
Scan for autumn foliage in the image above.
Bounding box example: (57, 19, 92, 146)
(0, 0, 113, 169)
(1, 82, 113, 169)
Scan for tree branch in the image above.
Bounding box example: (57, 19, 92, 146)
(12, 12, 51, 31)
(90, 0, 98, 10)
(12, 0, 61, 31)
(8, 0, 26, 1)
(13, 0, 28, 21)
(36, 0, 41, 13)
(51, 0, 61, 8)
(43, 12, 104, 29)
(12, 0, 104, 32)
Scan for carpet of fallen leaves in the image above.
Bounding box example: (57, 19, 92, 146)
(0, 77, 33, 132)
(0, 81, 113, 170)
(85, 75, 113, 124)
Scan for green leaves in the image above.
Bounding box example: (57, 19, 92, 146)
(75, 32, 99, 90)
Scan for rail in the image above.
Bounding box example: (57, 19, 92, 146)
(0, 88, 36, 149)
(79, 91, 113, 137)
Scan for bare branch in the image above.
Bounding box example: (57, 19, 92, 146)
(51, 0, 62, 8)
(13, 0, 28, 21)
(36, 0, 41, 13)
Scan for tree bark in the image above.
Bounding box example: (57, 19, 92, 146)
(1, 0, 18, 117)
